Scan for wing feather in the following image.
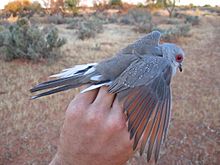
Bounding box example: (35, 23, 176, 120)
(147, 97, 166, 161)
(115, 60, 173, 162)
(154, 90, 169, 161)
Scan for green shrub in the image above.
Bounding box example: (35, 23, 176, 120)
(133, 23, 153, 33)
(137, 3, 145, 8)
(66, 17, 82, 29)
(65, 0, 79, 14)
(109, 0, 122, 7)
(78, 27, 96, 40)
(47, 14, 66, 24)
(120, 9, 152, 25)
(166, 18, 179, 25)
(0, 18, 66, 61)
(0, 20, 11, 28)
(107, 14, 120, 24)
(4, 0, 42, 17)
(67, 17, 103, 40)
(154, 24, 191, 41)
(177, 24, 191, 36)
(184, 15, 200, 26)
(77, 18, 103, 40)
(4, 1, 23, 16)
(91, 12, 110, 24)
(203, 4, 211, 8)
(120, 9, 153, 33)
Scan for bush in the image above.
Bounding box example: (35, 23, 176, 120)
(107, 14, 119, 23)
(0, 18, 66, 61)
(133, 23, 153, 33)
(78, 27, 96, 40)
(154, 24, 191, 42)
(0, 20, 11, 28)
(66, 17, 82, 29)
(91, 12, 110, 24)
(120, 9, 153, 33)
(77, 18, 103, 40)
(29, 1, 42, 14)
(166, 18, 180, 24)
(67, 17, 103, 40)
(4, 1, 22, 16)
(203, 4, 211, 8)
(47, 14, 66, 24)
(4, 0, 42, 17)
(65, 0, 79, 14)
(120, 9, 152, 25)
(109, 0, 122, 7)
(137, 3, 145, 8)
(184, 15, 200, 26)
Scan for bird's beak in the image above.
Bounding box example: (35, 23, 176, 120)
(179, 64, 183, 72)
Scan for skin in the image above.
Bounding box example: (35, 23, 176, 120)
(50, 87, 134, 165)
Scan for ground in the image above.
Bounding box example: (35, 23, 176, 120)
(0, 13, 219, 165)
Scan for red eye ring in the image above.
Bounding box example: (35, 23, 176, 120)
(176, 54, 183, 62)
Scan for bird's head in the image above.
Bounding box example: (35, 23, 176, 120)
(161, 43, 185, 74)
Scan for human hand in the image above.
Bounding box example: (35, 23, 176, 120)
(50, 87, 134, 165)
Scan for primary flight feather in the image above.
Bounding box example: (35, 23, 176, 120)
(30, 31, 185, 162)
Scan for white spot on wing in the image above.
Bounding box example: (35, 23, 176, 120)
(81, 81, 112, 93)
(90, 75, 102, 81)
(84, 67, 96, 75)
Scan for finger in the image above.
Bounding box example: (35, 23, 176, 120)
(73, 86, 99, 105)
(93, 86, 116, 109)
(106, 98, 127, 135)
(110, 97, 125, 117)
(111, 98, 142, 151)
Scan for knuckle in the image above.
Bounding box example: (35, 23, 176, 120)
(106, 118, 126, 132)
(66, 101, 85, 119)
(85, 110, 103, 125)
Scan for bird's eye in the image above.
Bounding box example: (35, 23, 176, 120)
(175, 54, 183, 62)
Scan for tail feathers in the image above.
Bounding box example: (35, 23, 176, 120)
(31, 83, 81, 99)
(30, 63, 112, 99)
(30, 75, 82, 93)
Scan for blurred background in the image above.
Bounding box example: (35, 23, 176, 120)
(0, 0, 219, 164)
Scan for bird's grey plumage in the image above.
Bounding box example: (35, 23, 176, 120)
(30, 31, 185, 162)
(119, 30, 162, 55)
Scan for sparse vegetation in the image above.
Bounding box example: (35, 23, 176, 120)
(77, 18, 103, 40)
(119, 9, 153, 33)
(154, 24, 191, 41)
(47, 14, 67, 24)
(0, 3, 219, 165)
(166, 18, 180, 24)
(66, 16, 103, 40)
(0, 18, 66, 61)
(185, 15, 200, 26)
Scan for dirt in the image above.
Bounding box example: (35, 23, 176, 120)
(0, 15, 219, 165)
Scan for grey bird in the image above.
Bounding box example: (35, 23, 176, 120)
(30, 31, 185, 162)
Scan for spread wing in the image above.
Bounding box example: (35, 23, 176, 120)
(119, 31, 162, 55)
(108, 56, 172, 162)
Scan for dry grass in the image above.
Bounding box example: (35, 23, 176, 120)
(0, 12, 219, 165)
